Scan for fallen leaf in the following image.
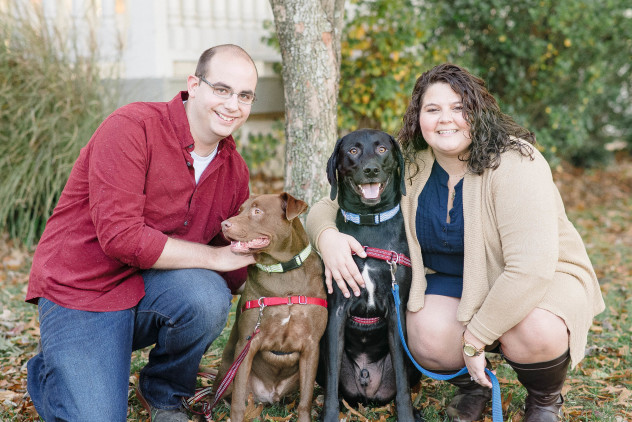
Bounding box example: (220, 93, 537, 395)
(0, 389, 21, 403)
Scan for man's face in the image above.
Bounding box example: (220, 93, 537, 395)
(187, 52, 258, 153)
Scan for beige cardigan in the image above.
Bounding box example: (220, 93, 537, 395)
(306, 147, 605, 367)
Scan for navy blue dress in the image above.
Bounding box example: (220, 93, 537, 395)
(415, 161, 465, 298)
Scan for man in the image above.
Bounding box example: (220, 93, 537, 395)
(26, 44, 259, 422)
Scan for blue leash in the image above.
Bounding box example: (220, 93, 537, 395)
(392, 284, 504, 422)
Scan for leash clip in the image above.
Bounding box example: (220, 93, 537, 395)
(258, 297, 266, 311)
(388, 261, 398, 287)
(253, 297, 266, 332)
(387, 251, 399, 287)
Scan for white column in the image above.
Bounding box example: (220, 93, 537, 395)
(242, 0, 256, 29)
(212, 0, 228, 30)
(167, 0, 184, 51)
(181, 0, 197, 52)
(99, 0, 118, 62)
(71, 0, 90, 58)
(197, 0, 212, 50)
(42, 0, 58, 38)
(124, 0, 169, 79)
(227, 0, 240, 29)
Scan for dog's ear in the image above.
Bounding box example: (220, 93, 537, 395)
(391, 135, 407, 196)
(327, 136, 344, 200)
(280, 192, 309, 221)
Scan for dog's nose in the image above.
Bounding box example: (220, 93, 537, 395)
(363, 166, 380, 177)
(221, 220, 231, 230)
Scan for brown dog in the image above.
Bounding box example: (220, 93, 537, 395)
(213, 192, 327, 422)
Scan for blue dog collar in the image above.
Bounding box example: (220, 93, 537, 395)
(340, 204, 400, 225)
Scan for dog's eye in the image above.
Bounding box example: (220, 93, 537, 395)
(349, 147, 359, 155)
(252, 208, 263, 215)
(377, 146, 387, 154)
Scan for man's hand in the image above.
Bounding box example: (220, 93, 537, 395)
(153, 238, 255, 271)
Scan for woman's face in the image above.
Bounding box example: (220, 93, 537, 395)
(418, 82, 472, 162)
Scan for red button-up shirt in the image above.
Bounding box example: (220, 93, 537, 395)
(27, 92, 250, 311)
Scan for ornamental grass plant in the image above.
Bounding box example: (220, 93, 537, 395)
(0, 5, 119, 246)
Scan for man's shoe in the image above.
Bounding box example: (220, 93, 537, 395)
(135, 384, 189, 422)
(149, 407, 189, 422)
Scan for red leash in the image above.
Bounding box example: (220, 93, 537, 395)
(183, 327, 260, 421)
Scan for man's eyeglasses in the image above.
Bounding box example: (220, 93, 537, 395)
(198, 75, 256, 105)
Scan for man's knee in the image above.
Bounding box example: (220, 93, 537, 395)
(169, 269, 233, 338)
(28, 343, 130, 421)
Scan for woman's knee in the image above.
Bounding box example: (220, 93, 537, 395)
(501, 308, 569, 361)
(407, 313, 463, 368)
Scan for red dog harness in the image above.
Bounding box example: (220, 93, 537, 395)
(242, 295, 327, 311)
(184, 295, 327, 420)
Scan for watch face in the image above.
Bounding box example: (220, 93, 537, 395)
(463, 344, 477, 357)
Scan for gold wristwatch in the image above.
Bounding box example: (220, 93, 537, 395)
(462, 332, 485, 357)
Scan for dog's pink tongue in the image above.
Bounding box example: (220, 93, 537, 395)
(360, 183, 381, 199)
(230, 237, 269, 252)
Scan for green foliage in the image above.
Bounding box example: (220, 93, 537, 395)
(418, 0, 632, 166)
(236, 120, 285, 172)
(0, 7, 118, 246)
(338, 0, 631, 165)
(338, 0, 440, 133)
(265, 0, 631, 164)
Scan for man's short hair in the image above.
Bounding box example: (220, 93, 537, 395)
(195, 44, 257, 78)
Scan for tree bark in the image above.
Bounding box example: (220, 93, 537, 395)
(269, 0, 345, 206)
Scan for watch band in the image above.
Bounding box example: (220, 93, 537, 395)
(462, 332, 485, 357)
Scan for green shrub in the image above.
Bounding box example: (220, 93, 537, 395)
(338, 0, 631, 166)
(337, 0, 437, 134)
(0, 6, 119, 246)
(237, 119, 286, 174)
(419, 0, 632, 166)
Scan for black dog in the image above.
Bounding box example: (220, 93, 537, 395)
(318, 129, 421, 421)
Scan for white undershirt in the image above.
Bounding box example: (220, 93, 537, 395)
(183, 100, 218, 183)
(191, 147, 218, 184)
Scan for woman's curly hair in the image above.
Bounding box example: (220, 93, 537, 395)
(397, 63, 536, 177)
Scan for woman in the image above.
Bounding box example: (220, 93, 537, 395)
(306, 63, 605, 421)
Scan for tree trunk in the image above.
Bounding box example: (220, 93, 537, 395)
(269, 0, 345, 206)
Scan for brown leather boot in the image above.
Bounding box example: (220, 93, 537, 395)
(505, 350, 570, 422)
(435, 369, 492, 421)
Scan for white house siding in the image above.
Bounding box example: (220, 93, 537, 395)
(4, 0, 285, 134)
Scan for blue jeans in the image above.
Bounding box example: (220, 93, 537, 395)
(27, 269, 233, 422)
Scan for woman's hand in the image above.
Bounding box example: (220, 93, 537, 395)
(318, 228, 367, 298)
(462, 329, 493, 389)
